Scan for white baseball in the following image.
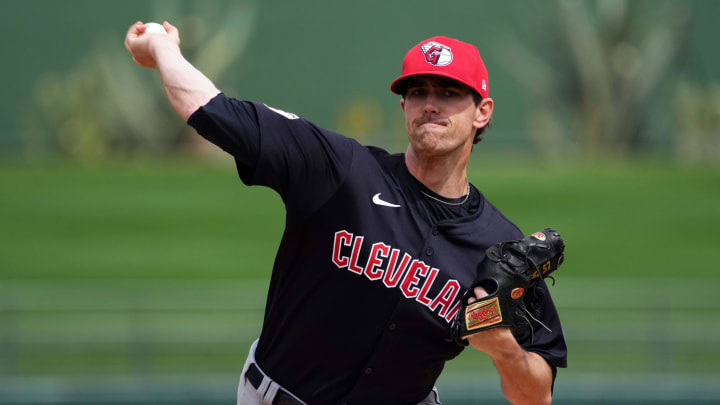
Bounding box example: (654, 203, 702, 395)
(144, 22, 167, 35)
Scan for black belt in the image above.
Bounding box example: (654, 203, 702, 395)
(245, 363, 303, 405)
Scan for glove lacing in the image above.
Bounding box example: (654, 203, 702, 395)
(503, 246, 554, 344)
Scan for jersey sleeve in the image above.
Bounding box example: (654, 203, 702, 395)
(187, 93, 261, 183)
(515, 279, 568, 369)
(187, 93, 354, 220)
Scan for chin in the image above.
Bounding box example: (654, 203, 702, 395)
(412, 141, 451, 158)
(409, 134, 439, 152)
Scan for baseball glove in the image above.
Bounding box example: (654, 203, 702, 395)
(451, 228, 565, 345)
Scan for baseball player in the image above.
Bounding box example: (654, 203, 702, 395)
(125, 21, 567, 405)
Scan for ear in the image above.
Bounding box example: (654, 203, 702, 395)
(473, 97, 493, 130)
(400, 97, 405, 112)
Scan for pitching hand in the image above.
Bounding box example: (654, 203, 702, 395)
(124, 21, 180, 69)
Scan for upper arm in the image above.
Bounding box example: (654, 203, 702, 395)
(250, 102, 354, 220)
(187, 96, 354, 221)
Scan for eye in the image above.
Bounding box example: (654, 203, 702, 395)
(407, 88, 426, 97)
(443, 89, 459, 97)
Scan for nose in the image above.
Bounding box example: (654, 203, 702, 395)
(423, 93, 439, 115)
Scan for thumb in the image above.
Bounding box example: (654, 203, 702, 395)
(163, 21, 180, 41)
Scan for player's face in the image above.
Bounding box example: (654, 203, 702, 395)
(401, 76, 491, 159)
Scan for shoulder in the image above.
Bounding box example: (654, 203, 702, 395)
(365, 146, 400, 166)
(477, 191, 524, 241)
(349, 145, 405, 174)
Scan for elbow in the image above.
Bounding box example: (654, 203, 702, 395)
(507, 392, 552, 405)
(495, 349, 555, 405)
(538, 393, 553, 405)
(502, 384, 552, 405)
(180, 91, 219, 122)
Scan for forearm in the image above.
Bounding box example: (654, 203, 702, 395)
(467, 326, 553, 405)
(150, 39, 220, 122)
(491, 343, 553, 405)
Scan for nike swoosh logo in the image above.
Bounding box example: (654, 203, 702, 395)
(372, 193, 401, 208)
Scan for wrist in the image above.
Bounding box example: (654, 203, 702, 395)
(148, 37, 181, 64)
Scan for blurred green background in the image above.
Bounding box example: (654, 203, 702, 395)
(1, 0, 719, 404)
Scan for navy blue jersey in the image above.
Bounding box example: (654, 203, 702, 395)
(188, 94, 567, 404)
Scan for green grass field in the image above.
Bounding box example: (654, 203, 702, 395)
(1, 157, 719, 403)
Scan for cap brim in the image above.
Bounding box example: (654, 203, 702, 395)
(390, 71, 481, 96)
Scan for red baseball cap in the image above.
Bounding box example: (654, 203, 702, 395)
(390, 36, 489, 99)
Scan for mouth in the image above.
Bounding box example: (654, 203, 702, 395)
(416, 118, 448, 128)
(419, 123, 445, 131)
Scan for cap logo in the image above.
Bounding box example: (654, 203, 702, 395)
(420, 41, 453, 66)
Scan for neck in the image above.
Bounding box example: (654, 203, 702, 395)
(405, 146, 470, 198)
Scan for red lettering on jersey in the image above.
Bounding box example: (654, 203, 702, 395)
(430, 280, 461, 318)
(364, 242, 390, 281)
(383, 250, 411, 288)
(444, 300, 461, 323)
(332, 230, 353, 268)
(400, 260, 429, 299)
(416, 267, 439, 306)
(331, 230, 464, 323)
(347, 235, 365, 274)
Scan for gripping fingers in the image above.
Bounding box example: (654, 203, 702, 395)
(467, 286, 489, 304)
(124, 21, 145, 53)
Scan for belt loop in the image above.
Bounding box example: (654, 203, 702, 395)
(257, 376, 272, 404)
(264, 381, 281, 404)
